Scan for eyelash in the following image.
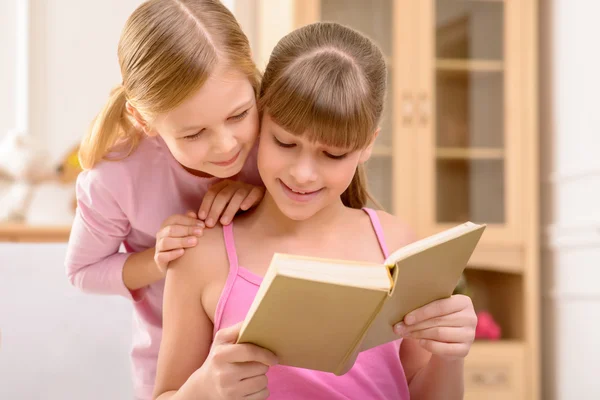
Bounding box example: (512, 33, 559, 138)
(273, 136, 347, 160)
(325, 152, 347, 160)
(273, 136, 296, 148)
(230, 109, 249, 121)
(183, 110, 250, 140)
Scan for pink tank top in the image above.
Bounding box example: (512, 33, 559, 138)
(213, 208, 410, 399)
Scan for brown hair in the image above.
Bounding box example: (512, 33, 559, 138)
(258, 22, 387, 209)
(79, 0, 260, 169)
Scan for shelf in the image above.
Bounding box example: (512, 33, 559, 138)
(0, 224, 71, 242)
(467, 243, 523, 274)
(471, 339, 524, 351)
(436, 147, 504, 160)
(462, 268, 524, 340)
(436, 59, 504, 73)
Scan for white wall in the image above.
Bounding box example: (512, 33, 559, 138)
(28, 0, 145, 162)
(541, 1, 600, 399)
(0, 1, 17, 137)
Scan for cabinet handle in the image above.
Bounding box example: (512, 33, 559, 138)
(471, 371, 509, 387)
(401, 92, 414, 125)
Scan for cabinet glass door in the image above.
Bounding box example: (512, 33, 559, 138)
(419, 0, 520, 242)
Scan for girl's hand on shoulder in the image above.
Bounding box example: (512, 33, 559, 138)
(198, 180, 265, 228)
(154, 211, 205, 273)
(192, 322, 277, 400)
(393, 294, 477, 360)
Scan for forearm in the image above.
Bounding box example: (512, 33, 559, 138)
(122, 246, 164, 290)
(408, 355, 464, 400)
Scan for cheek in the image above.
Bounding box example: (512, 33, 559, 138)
(257, 135, 279, 175)
(329, 159, 361, 188)
(235, 110, 260, 141)
(166, 138, 210, 165)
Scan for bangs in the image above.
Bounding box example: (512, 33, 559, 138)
(258, 50, 378, 151)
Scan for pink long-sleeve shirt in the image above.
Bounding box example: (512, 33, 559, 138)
(65, 135, 261, 399)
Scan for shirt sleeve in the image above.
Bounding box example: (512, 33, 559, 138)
(65, 168, 141, 301)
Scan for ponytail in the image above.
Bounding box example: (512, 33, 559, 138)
(341, 164, 382, 210)
(79, 85, 140, 170)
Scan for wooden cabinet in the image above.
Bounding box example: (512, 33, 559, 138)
(254, 0, 539, 399)
(465, 342, 525, 400)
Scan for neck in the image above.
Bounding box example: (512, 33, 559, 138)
(248, 193, 349, 238)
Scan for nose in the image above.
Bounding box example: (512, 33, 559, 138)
(289, 154, 318, 185)
(212, 128, 237, 154)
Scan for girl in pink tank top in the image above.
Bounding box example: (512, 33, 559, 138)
(154, 22, 478, 400)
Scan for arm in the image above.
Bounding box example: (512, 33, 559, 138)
(153, 227, 277, 400)
(152, 232, 215, 399)
(400, 338, 464, 400)
(65, 170, 144, 299)
(377, 210, 474, 399)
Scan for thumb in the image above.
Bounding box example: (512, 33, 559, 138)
(213, 322, 243, 346)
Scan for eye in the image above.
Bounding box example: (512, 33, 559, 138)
(229, 109, 249, 121)
(324, 151, 348, 160)
(183, 130, 203, 141)
(273, 135, 296, 148)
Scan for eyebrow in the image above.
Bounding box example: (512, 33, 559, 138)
(176, 98, 254, 135)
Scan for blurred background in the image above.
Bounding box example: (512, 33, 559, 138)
(0, 0, 597, 399)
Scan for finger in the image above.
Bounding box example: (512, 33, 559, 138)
(155, 249, 185, 271)
(404, 295, 471, 325)
(205, 185, 239, 227)
(418, 339, 471, 358)
(233, 362, 269, 380)
(394, 311, 475, 335)
(240, 187, 265, 211)
(161, 214, 205, 230)
(157, 224, 204, 241)
(220, 190, 249, 225)
(244, 388, 270, 400)
(404, 326, 473, 343)
(186, 210, 197, 218)
(221, 343, 278, 367)
(156, 236, 198, 252)
(213, 322, 244, 346)
(198, 180, 230, 220)
(239, 375, 268, 398)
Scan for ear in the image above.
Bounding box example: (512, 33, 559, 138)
(358, 128, 380, 164)
(126, 102, 157, 137)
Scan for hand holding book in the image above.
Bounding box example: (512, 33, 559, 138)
(191, 322, 278, 398)
(393, 294, 477, 360)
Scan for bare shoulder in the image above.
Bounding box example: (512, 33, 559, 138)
(168, 224, 229, 289)
(374, 209, 417, 253)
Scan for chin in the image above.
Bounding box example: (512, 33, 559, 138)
(208, 163, 244, 178)
(279, 206, 316, 221)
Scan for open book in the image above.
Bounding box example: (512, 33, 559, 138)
(236, 221, 486, 375)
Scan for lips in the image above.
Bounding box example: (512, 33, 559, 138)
(278, 179, 323, 203)
(211, 149, 241, 167)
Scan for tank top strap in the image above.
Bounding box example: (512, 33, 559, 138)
(213, 223, 241, 336)
(362, 207, 390, 259)
(222, 223, 239, 272)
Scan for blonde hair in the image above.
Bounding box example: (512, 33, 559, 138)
(258, 22, 387, 209)
(79, 0, 260, 169)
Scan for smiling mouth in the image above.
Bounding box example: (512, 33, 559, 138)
(279, 179, 323, 202)
(211, 150, 241, 167)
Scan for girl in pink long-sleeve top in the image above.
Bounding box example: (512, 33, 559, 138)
(65, 1, 265, 398)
